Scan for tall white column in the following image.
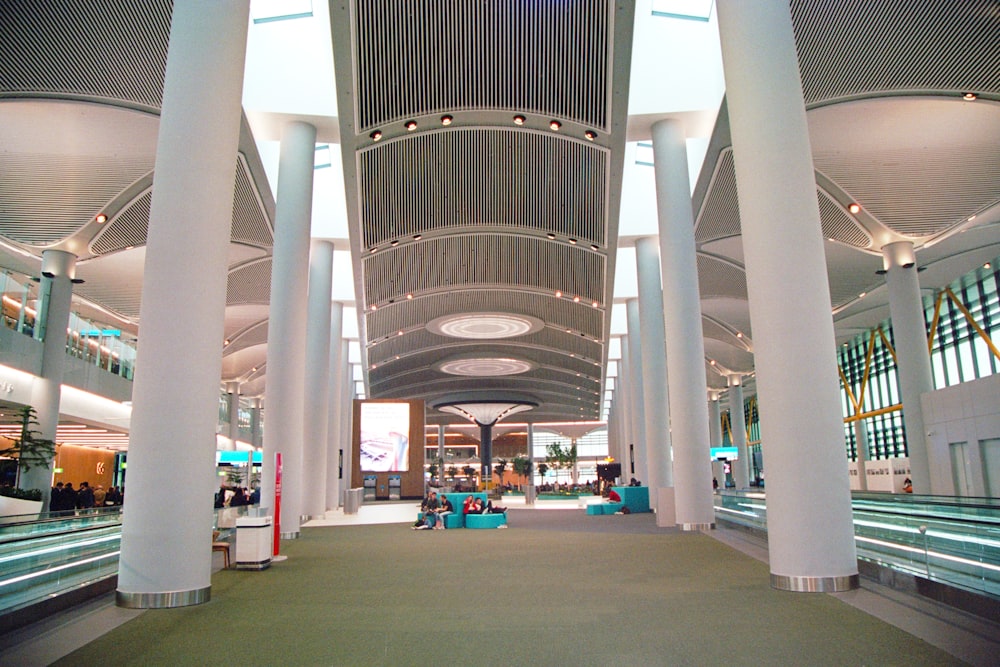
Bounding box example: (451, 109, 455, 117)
(622, 325, 647, 485)
(709, 393, 725, 489)
(226, 381, 240, 446)
(717, 0, 858, 591)
(117, 0, 250, 609)
(23, 250, 77, 505)
(882, 241, 933, 493)
(634, 239, 674, 500)
(325, 303, 344, 510)
(302, 241, 334, 519)
(854, 420, 870, 492)
(250, 397, 263, 450)
(652, 119, 714, 529)
(727, 377, 750, 488)
(340, 341, 354, 494)
(262, 120, 317, 540)
(527, 422, 536, 503)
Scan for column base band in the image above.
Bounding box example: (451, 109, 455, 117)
(770, 573, 859, 593)
(116, 585, 210, 609)
(679, 522, 715, 531)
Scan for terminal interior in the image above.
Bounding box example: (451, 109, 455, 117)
(1, 1, 999, 664)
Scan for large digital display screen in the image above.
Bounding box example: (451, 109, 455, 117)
(359, 402, 411, 471)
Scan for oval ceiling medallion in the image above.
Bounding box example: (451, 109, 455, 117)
(436, 357, 535, 376)
(427, 312, 544, 339)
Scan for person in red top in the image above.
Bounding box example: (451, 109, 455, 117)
(607, 488, 621, 503)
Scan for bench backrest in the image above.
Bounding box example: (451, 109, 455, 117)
(439, 492, 488, 526)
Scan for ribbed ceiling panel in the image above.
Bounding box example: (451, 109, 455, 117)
(363, 235, 605, 306)
(74, 282, 141, 320)
(815, 146, 1000, 237)
(225, 321, 269, 356)
(817, 193, 871, 248)
(697, 255, 747, 301)
(359, 130, 607, 248)
(365, 289, 603, 341)
(368, 327, 602, 366)
(701, 318, 736, 346)
(791, 0, 1000, 105)
(231, 155, 273, 247)
(90, 189, 151, 255)
(356, 0, 609, 130)
(695, 148, 741, 244)
(226, 259, 271, 306)
(0, 154, 151, 245)
(0, 0, 171, 109)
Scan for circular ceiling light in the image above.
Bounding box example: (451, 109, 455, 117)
(427, 312, 544, 339)
(436, 357, 535, 376)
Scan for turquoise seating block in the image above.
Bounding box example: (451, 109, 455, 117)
(612, 486, 650, 513)
(585, 504, 603, 515)
(441, 512, 464, 528)
(587, 502, 624, 515)
(465, 512, 506, 529)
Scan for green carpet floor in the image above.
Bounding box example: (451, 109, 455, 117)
(55, 510, 963, 666)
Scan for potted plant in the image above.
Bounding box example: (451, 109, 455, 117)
(0, 406, 56, 518)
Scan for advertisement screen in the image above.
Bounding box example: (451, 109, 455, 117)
(360, 402, 411, 471)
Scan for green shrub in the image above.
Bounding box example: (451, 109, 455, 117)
(0, 486, 42, 501)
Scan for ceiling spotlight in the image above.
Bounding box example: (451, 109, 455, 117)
(566, 328, 572, 333)
(95, 213, 108, 224)
(370, 130, 382, 141)
(709, 359, 716, 366)
(963, 92, 978, 101)
(568, 238, 577, 245)
(591, 244, 599, 251)
(546, 232, 556, 240)
(370, 304, 378, 311)
(736, 332, 743, 338)
(370, 247, 378, 253)
(406, 293, 413, 300)
(398, 330, 403, 336)
(252, 367, 257, 372)
(592, 301, 599, 308)
(413, 234, 422, 240)
(223, 339, 230, 346)
(573, 295, 580, 303)
(405, 120, 417, 131)
(858, 292, 867, 298)
(985, 262, 992, 269)
(371, 364, 377, 369)
(549, 120, 561, 131)
(390, 239, 399, 246)
(848, 203, 861, 214)
(584, 130, 597, 141)
(440, 115, 453, 126)
(513, 115, 526, 126)
(555, 290, 562, 298)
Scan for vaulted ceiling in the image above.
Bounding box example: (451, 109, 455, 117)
(0, 0, 998, 433)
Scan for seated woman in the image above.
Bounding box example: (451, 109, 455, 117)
(465, 497, 486, 514)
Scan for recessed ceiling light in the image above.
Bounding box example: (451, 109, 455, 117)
(406, 293, 413, 300)
(413, 234, 422, 240)
(568, 238, 577, 245)
(590, 244, 599, 251)
(405, 120, 417, 131)
(223, 339, 230, 346)
(370, 130, 382, 141)
(513, 115, 526, 126)
(573, 295, 580, 303)
(592, 301, 599, 308)
(546, 233, 556, 240)
(441, 115, 453, 126)
(549, 120, 561, 131)
(370, 304, 378, 311)
(427, 313, 544, 339)
(390, 239, 399, 246)
(370, 247, 378, 253)
(848, 203, 861, 214)
(858, 292, 866, 298)
(555, 290, 562, 298)
(963, 92, 978, 101)
(95, 213, 108, 224)
(584, 130, 596, 141)
(736, 332, 743, 338)
(985, 263, 991, 269)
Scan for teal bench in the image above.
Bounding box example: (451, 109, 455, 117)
(465, 512, 507, 529)
(419, 492, 494, 528)
(586, 502, 624, 515)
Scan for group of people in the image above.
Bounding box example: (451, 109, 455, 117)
(412, 491, 507, 530)
(214, 484, 259, 509)
(50, 481, 122, 512)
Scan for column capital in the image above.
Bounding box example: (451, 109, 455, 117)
(881, 240, 916, 270)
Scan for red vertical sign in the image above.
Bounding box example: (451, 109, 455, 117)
(273, 452, 282, 556)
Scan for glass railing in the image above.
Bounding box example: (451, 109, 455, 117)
(714, 490, 1000, 599)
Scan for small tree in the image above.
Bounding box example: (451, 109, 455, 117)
(446, 466, 458, 480)
(0, 406, 56, 490)
(536, 462, 549, 483)
(493, 458, 508, 485)
(512, 455, 532, 483)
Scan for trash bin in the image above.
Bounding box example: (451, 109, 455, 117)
(344, 488, 363, 514)
(235, 515, 273, 570)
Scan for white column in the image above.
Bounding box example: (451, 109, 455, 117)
(527, 422, 536, 503)
(622, 324, 647, 485)
(882, 241, 933, 493)
(652, 119, 714, 529)
(23, 250, 77, 505)
(717, 0, 858, 591)
(117, 0, 249, 609)
(727, 377, 750, 488)
(302, 241, 334, 519)
(250, 397, 263, 450)
(709, 393, 725, 489)
(854, 420, 870, 492)
(340, 341, 354, 494)
(437, 424, 446, 482)
(261, 120, 317, 540)
(634, 239, 674, 500)
(226, 381, 240, 446)
(325, 303, 344, 510)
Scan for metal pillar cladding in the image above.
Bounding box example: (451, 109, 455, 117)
(854, 420, 870, 492)
(303, 241, 334, 519)
(622, 326, 647, 485)
(882, 241, 934, 494)
(339, 341, 353, 495)
(437, 424, 446, 479)
(23, 250, 77, 504)
(479, 421, 494, 482)
(717, 0, 858, 591)
(325, 302, 344, 511)
(727, 377, 750, 489)
(116, 0, 250, 610)
(261, 120, 317, 541)
(527, 422, 536, 503)
(634, 239, 674, 492)
(652, 119, 714, 529)
(226, 381, 240, 445)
